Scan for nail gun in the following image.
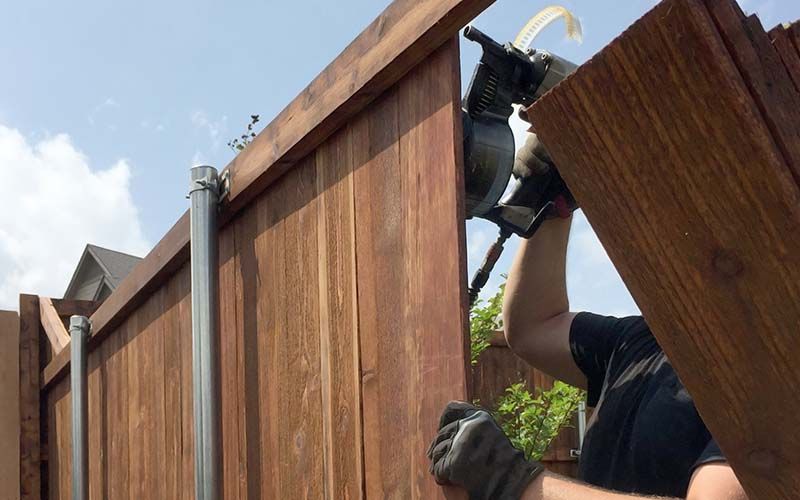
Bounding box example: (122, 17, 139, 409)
(461, 26, 576, 307)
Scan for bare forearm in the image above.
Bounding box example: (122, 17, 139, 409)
(522, 472, 679, 500)
(504, 216, 572, 326)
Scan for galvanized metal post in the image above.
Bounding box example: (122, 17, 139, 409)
(188, 165, 221, 500)
(577, 401, 587, 447)
(571, 401, 587, 459)
(70, 316, 90, 500)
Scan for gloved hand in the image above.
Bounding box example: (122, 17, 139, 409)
(427, 401, 544, 500)
(506, 133, 577, 219)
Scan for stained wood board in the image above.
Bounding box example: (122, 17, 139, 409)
(18, 295, 40, 500)
(38, 298, 69, 354)
(0, 311, 20, 500)
(218, 36, 468, 500)
(769, 24, 800, 92)
(527, 0, 800, 497)
(352, 37, 468, 499)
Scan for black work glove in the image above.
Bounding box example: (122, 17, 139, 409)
(427, 401, 544, 500)
(506, 133, 577, 219)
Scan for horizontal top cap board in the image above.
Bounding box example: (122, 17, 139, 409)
(42, 0, 496, 389)
(528, 0, 800, 498)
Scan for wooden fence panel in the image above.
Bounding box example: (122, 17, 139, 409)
(0, 310, 20, 500)
(42, 37, 467, 499)
(352, 38, 468, 499)
(44, 268, 192, 500)
(528, 0, 800, 497)
(18, 295, 40, 500)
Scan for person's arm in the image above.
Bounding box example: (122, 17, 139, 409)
(519, 463, 748, 500)
(686, 463, 748, 500)
(503, 216, 584, 388)
(521, 471, 677, 500)
(502, 133, 584, 387)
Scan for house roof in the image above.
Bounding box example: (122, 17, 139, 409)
(63, 244, 143, 299)
(85, 244, 142, 288)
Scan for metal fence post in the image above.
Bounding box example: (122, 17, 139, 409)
(188, 165, 221, 500)
(69, 316, 90, 500)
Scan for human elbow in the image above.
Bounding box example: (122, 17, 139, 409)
(502, 296, 532, 352)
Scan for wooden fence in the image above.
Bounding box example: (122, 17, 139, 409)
(20, 15, 484, 496)
(16, 25, 581, 493)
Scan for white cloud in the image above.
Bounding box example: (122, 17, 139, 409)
(191, 110, 227, 152)
(0, 125, 150, 309)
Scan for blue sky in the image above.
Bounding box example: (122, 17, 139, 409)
(0, 0, 796, 309)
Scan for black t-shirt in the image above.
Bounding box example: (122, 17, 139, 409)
(569, 312, 725, 497)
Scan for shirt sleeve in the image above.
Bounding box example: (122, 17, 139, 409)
(569, 312, 644, 406)
(693, 439, 727, 471)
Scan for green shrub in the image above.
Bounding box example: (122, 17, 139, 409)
(495, 381, 585, 461)
(469, 280, 505, 365)
(227, 114, 260, 152)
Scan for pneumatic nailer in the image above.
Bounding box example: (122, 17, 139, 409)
(460, 26, 576, 306)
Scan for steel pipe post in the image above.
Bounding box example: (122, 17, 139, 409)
(69, 316, 90, 500)
(188, 165, 221, 500)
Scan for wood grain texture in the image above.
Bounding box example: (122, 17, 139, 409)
(233, 204, 263, 499)
(103, 315, 129, 500)
(352, 82, 405, 500)
(163, 266, 187, 500)
(283, 158, 326, 499)
(769, 25, 800, 92)
(48, 380, 70, 500)
(254, 179, 281, 499)
(218, 224, 240, 500)
(789, 23, 800, 54)
(0, 311, 20, 500)
(39, 298, 69, 354)
(704, 1, 800, 184)
(18, 295, 40, 500)
(177, 267, 195, 500)
(316, 127, 364, 499)
(86, 342, 103, 499)
(528, 0, 800, 497)
(353, 38, 468, 500)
